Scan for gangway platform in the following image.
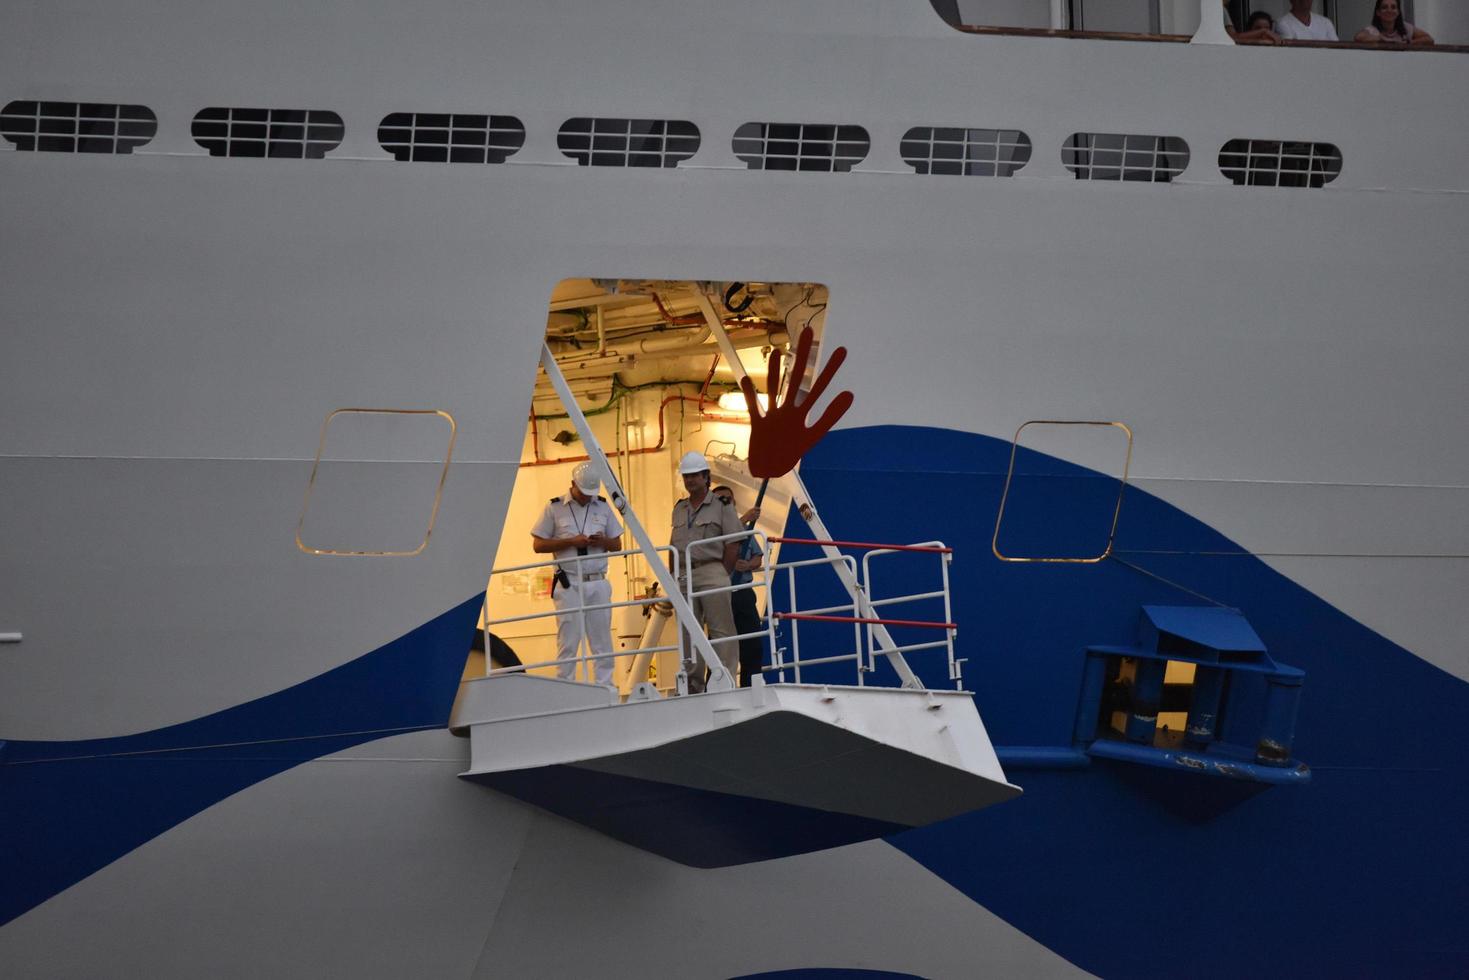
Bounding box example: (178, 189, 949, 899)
(454, 333, 1021, 865)
(451, 674, 1020, 867)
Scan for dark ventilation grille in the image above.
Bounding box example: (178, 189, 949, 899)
(1219, 140, 1343, 188)
(377, 112, 525, 163)
(732, 122, 870, 172)
(191, 108, 344, 159)
(1062, 133, 1189, 182)
(556, 118, 700, 167)
(0, 101, 156, 153)
(900, 127, 1032, 176)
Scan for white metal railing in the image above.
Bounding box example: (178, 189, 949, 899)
(680, 528, 775, 691)
(766, 552, 863, 684)
(482, 544, 682, 682)
(766, 537, 961, 689)
(861, 542, 961, 686)
(481, 532, 961, 693)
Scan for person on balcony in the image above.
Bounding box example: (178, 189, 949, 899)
(1224, 2, 1279, 44)
(1354, 0, 1433, 46)
(1275, 0, 1338, 41)
(714, 485, 765, 688)
(670, 452, 742, 693)
(531, 461, 622, 685)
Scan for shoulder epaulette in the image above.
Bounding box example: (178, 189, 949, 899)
(549, 496, 559, 503)
(597, 495, 607, 502)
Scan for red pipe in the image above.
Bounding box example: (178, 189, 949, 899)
(521, 393, 749, 468)
(650, 291, 706, 327)
(646, 292, 777, 333)
(697, 356, 719, 414)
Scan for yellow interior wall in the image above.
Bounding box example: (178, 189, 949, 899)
(480, 386, 759, 680)
(473, 281, 825, 687)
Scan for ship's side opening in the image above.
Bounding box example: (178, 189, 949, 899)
(462, 279, 832, 696)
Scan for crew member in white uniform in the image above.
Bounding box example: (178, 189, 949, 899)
(531, 461, 623, 685)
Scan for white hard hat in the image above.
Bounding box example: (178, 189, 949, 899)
(572, 461, 601, 494)
(678, 450, 710, 475)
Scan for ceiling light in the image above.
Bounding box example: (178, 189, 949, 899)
(717, 392, 768, 413)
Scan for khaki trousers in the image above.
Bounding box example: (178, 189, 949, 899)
(680, 562, 738, 693)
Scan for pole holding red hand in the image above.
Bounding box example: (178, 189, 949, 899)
(740, 328, 853, 480)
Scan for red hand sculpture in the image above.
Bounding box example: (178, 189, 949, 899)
(740, 328, 854, 479)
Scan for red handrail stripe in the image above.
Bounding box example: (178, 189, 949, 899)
(774, 612, 957, 630)
(767, 537, 952, 554)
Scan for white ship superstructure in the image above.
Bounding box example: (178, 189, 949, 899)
(2, 2, 1466, 977)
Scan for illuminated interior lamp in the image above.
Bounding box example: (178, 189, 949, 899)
(717, 391, 768, 414)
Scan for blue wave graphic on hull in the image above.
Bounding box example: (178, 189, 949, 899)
(4, 424, 1466, 979)
(787, 426, 1469, 979)
(0, 594, 480, 927)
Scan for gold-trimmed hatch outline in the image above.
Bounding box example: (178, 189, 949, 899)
(295, 407, 458, 557)
(991, 419, 1132, 564)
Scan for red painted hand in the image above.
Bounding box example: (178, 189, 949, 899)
(740, 328, 854, 479)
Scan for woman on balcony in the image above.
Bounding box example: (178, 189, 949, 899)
(1354, 0, 1434, 46)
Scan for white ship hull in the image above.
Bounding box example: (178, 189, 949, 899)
(2, 3, 1466, 976)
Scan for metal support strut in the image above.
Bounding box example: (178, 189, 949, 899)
(692, 291, 923, 690)
(539, 343, 733, 692)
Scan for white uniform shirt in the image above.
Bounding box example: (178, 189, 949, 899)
(1276, 11, 1338, 41)
(530, 494, 622, 575)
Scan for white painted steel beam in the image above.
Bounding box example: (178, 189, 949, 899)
(693, 292, 923, 690)
(538, 343, 733, 691)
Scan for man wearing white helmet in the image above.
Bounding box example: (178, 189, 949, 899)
(530, 461, 623, 685)
(669, 450, 744, 693)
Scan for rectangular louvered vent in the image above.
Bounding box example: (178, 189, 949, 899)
(557, 118, 700, 167)
(1, 101, 156, 153)
(1219, 140, 1342, 188)
(378, 113, 525, 163)
(1063, 133, 1189, 182)
(900, 127, 1031, 176)
(192, 108, 343, 159)
(732, 122, 869, 172)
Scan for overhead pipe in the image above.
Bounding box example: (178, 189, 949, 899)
(548, 324, 708, 365)
(697, 355, 720, 414)
(541, 326, 789, 388)
(543, 287, 763, 348)
(651, 291, 707, 327)
(554, 321, 771, 360)
(522, 392, 749, 468)
(546, 292, 650, 312)
(627, 324, 786, 360)
(631, 324, 711, 355)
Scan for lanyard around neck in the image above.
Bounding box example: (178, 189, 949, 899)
(567, 498, 589, 536)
